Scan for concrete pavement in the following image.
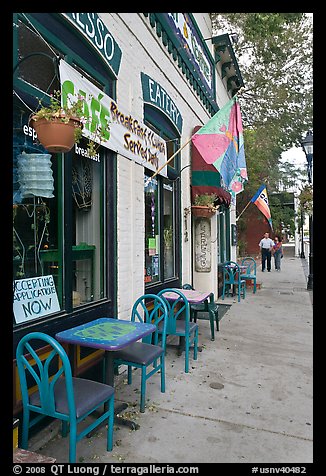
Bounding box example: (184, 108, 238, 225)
(29, 252, 313, 463)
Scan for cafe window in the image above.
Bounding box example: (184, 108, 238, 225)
(71, 146, 105, 306)
(144, 106, 181, 290)
(13, 14, 114, 325)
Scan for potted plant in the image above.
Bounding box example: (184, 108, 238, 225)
(191, 193, 219, 218)
(30, 90, 108, 156)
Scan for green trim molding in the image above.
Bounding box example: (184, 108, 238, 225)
(143, 13, 218, 115)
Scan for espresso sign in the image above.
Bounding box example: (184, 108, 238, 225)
(61, 13, 122, 76)
(194, 218, 211, 272)
(13, 275, 61, 324)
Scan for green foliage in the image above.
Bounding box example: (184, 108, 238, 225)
(298, 184, 313, 215)
(193, 193, 218, 207)
(32, 90, 84, 143)
(211, 13, 313, 243)
(211, 13, 313, 150)
(269, 192, 295, 236)
(31, 90, 109, 157)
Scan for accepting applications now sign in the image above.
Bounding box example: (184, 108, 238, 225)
(13, 275, 61, 324)
(60, 60, 167, 177)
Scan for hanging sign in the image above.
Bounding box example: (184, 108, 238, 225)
(13, 275, 61, 324)
(59, 61, 167, 177)
(194, 218, 211, 272)
(165, 13, 214, 94)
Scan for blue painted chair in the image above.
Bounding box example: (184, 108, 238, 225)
(182, 283, 219, 339)
(158, 288, 198, 373)
(221, 261, 246, 302)
(113, 294, 168, 413)
(240, 257, 257, 293)
(16, 332, 115, 463)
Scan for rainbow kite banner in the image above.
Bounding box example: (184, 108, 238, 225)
(251, 184, 273, 230)
(191, 95, 248, 195)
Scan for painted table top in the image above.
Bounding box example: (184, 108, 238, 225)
(160, 288, 213, 304)
(55, 317, 156, 351)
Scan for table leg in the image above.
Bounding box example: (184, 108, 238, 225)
(208, 294, 215, 341)
(87, 352, 140, 437)
(105, 352, 140, 431)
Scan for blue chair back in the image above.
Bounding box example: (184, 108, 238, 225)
(182, 283, 194, 290)
(16, 332, 75, 420)
(222, 261, 242, 285)
(157, 288, 191, 335)
(241, 257, 256, 276)
(131, 294, 168, 349)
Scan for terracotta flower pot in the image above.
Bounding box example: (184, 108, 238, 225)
(31, 116, 82, 153)
(191, 205, 216, 218)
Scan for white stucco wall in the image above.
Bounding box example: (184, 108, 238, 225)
(99, 13, 234, 317)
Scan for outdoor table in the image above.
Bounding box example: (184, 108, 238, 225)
(55, 317, 156, 430)
(162, 288, 217, 345)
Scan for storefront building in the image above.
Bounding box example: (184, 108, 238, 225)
(13, 13, 243, 416)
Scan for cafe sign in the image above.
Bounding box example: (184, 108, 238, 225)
(60, 61, 167, 176)
(13, 275, 61, 324)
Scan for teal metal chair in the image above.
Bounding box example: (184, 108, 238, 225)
(240, 257, 257, 293)
(16, 332, 115, 463)
(221, 261, 246, 302)
(182, 283, 219, 338)
(113, 294, 168, 413)
(158, 288, 198, 373)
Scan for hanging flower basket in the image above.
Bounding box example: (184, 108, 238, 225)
(191, 205, 216, 218)
(30, 115, 82, 153)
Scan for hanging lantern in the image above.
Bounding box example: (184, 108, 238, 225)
(17, 152, 54, 198)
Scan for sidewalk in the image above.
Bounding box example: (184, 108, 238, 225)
(29, 255, 313, 464)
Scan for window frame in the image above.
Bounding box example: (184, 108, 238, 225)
(143, 106, 181, 293)
(13, 13, 117, 333)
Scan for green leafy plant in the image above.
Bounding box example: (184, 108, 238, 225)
(31, 90, 109, 157)
(193, 193, 219, 209)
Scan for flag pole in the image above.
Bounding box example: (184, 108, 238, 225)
(236, 200, 251, 221)
(145, 136, 193, 186)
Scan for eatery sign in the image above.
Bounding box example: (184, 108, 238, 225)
(60, 60, 167, 177)
(13, 275, 61, 324)
(141, 73, 183, 133)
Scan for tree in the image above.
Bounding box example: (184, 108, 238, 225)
(211, 13, 313, 150)
(210, 13, 313, 244)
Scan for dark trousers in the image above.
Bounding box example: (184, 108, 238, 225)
(261, 248, 271, 271)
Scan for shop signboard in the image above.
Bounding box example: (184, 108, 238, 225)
(141, 72, 183, 134)
(59, 60, 167, 177)
(61, 13, 122, 77)
(13, 275, 61, 324)
(164, 13, 214, 95)
(194, 217, 211, 272)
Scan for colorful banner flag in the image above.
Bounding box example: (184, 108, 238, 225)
(251, 184, 273, 230)
(191, 95, 248, 195)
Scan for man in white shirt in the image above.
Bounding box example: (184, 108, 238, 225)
(259, 232, 274, 272)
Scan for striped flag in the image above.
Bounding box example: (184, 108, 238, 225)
(251, 185, 273, 230)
